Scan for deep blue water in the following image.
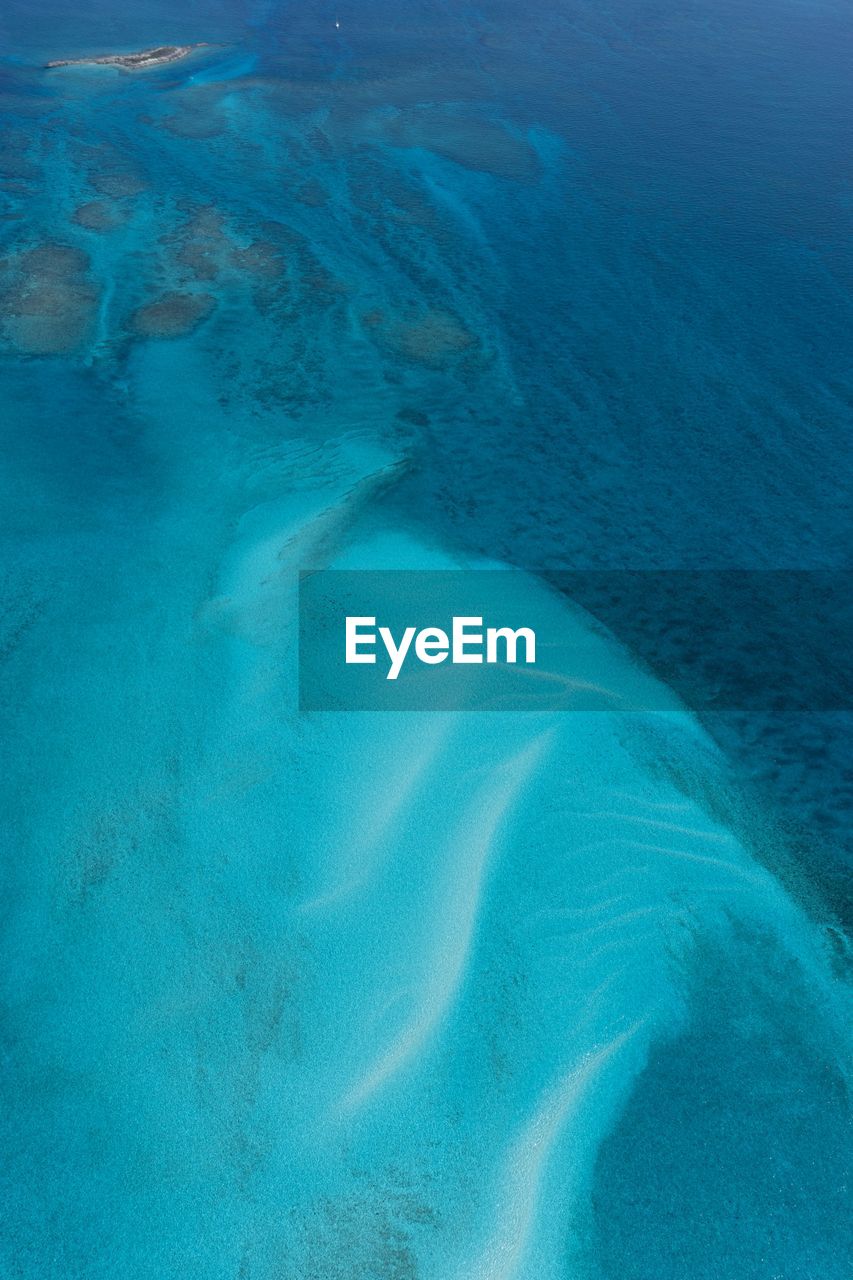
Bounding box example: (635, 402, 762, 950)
(0, 1, 850, 1276)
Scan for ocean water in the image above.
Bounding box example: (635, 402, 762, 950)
(0, 1, 851, 1277)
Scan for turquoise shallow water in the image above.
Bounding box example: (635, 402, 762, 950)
(0, 1, 851, 1276)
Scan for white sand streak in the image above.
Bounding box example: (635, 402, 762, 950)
(341, 730, 553, 1112)
(458, 1021, 648, 1280)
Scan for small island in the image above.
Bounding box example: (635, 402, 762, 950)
(46, 44, 208, 70)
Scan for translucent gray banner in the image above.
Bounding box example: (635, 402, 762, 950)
(298, 570, 852, 713)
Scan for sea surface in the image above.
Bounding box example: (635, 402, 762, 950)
(0, 1, 851, 1276)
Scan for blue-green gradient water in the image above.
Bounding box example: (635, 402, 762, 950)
(0, 1, 851, 1276)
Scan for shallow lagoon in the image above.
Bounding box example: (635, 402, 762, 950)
(0, 1, 850, 1276)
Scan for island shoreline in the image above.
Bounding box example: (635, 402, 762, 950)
(46, 43, 211, 71)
